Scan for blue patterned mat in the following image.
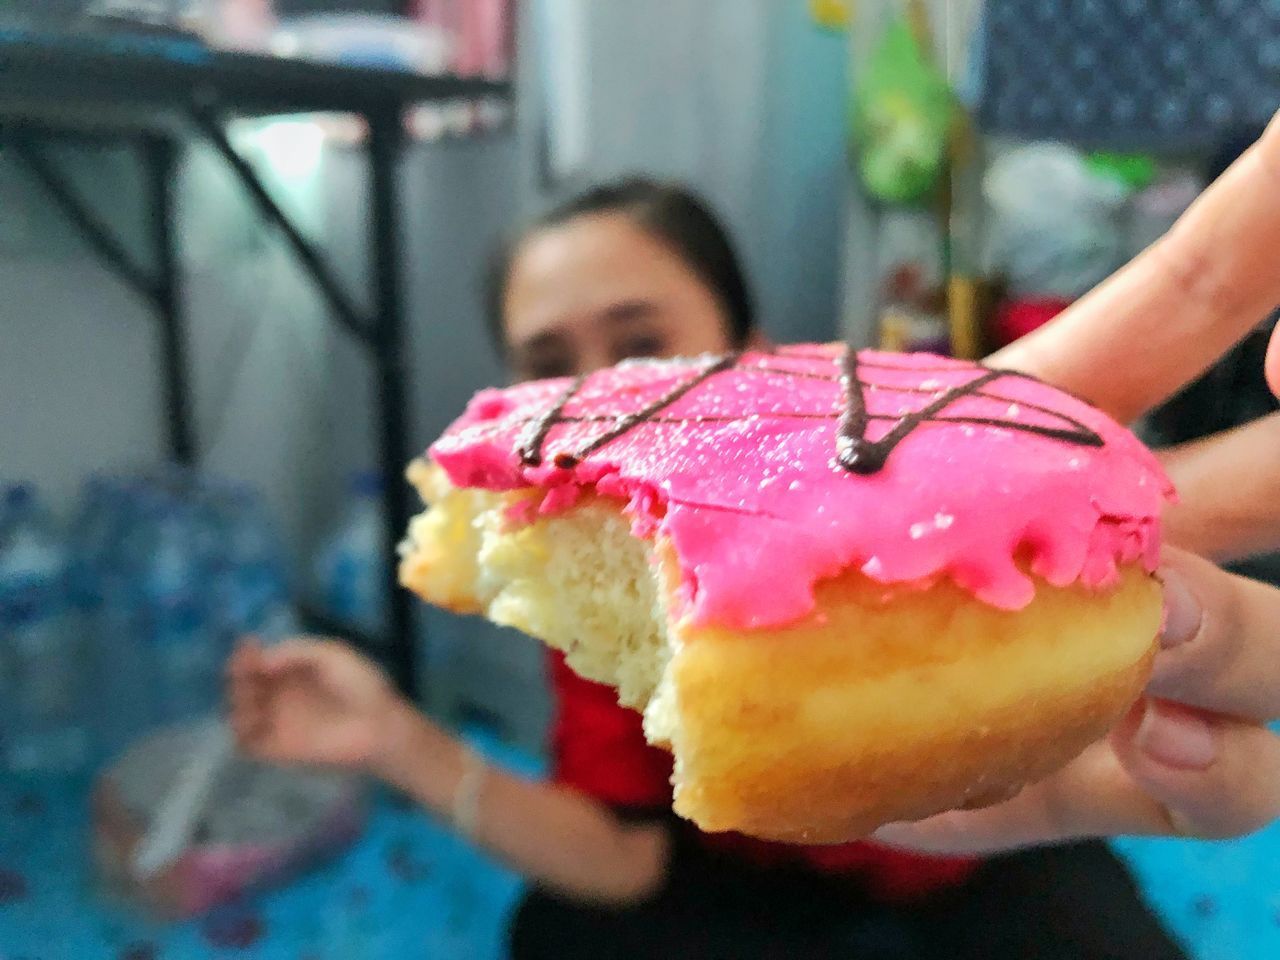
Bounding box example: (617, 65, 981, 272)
(2, 733, 1277, 959)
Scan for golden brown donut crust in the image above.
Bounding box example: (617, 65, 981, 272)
(664, 563, 1159, 842)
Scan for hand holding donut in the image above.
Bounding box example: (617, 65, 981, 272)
(875, 111, 1280, 853)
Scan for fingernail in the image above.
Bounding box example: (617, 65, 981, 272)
(1134, 700, 1218, 770)
(1156, 567, 1203, 649)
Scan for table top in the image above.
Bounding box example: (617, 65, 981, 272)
(0, 27, 511, 129)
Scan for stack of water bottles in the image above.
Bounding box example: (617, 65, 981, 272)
(0, 483, 89, 775)
(310, 470, 390, 643)
(0, 467, 299, 776)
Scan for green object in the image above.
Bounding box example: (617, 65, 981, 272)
(850, 16, 954, 205)
(1086, 152, 1158, 191)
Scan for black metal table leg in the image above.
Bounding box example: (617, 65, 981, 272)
(4, 130, 159, 305)
(188, 103, 374, 347)
(143, 135, 196, 465)
(368, 108, 418, 698)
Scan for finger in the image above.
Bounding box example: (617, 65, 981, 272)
(872, 739, 1174, 855)
(1113, 698, 1280, 839)
(226, 646, 269, 699)
(226, 637, 264, 680)
(227, 676, 253, 712)
(274, 638, 386, 693)
(256, 638, 332, 678)
(229, 694, 270, 743)
(232, 691, 280, 752)
(227, 693, 268, 751)
(992, 111, 1280, 422)
(1153, 547, 1280, 721)
(229, 707, 264, 747)
(228, 665, 269, 710)
(1158, 412, 1280, 561)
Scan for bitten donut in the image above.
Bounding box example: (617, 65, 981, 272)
(400, 344, 1174, 843)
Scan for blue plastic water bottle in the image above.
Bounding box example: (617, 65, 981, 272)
(203, 480, 297, 643)
(129, 488, 223, 725)
(74, 476, 155, 762)
(0, 484, 89, 775)
(311, 471, 390, 641)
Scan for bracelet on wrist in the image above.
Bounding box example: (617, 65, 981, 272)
(452, 745, 487, 836)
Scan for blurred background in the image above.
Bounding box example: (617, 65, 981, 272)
(0, 1, 1277, 957)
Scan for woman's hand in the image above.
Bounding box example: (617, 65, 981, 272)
(226, 637, 671, 903)
(227, 637, 408, 772)
(986, 112, 1280, 424)
(874, 112, 1280, 854)
(988, 111, 1280, 565)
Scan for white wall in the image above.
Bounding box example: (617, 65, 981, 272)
(0, 146, 165, 507)
(520, 0, 850, 344)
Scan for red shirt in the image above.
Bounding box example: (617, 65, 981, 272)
(548, 650, 980, 902)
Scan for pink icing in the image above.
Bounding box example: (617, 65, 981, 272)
(428, 345, 1174, 629)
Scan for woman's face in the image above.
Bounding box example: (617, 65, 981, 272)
(502, 212, 737, 382)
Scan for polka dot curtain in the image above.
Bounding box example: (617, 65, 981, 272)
(975, 0, 1280, 149)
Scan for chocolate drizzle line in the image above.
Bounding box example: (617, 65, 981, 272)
(837, 349, 1103, 475)
(753, 363, 1082, 424)
(517, 374, 587, 466)
(518, 353, 740, 468)
(513, 348, 1105, 476)
(527, 411, 1100, 438)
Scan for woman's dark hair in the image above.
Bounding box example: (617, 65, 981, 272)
(484, 177, 756, 354)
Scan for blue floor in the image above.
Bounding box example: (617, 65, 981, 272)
(1116, 828, 1280, 960)
(0, 732, 537, 960)
(2, 732, 1278, 959)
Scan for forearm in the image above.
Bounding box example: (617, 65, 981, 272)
(371, 701, 670, 905)
(1159, 411, 1280, 561)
